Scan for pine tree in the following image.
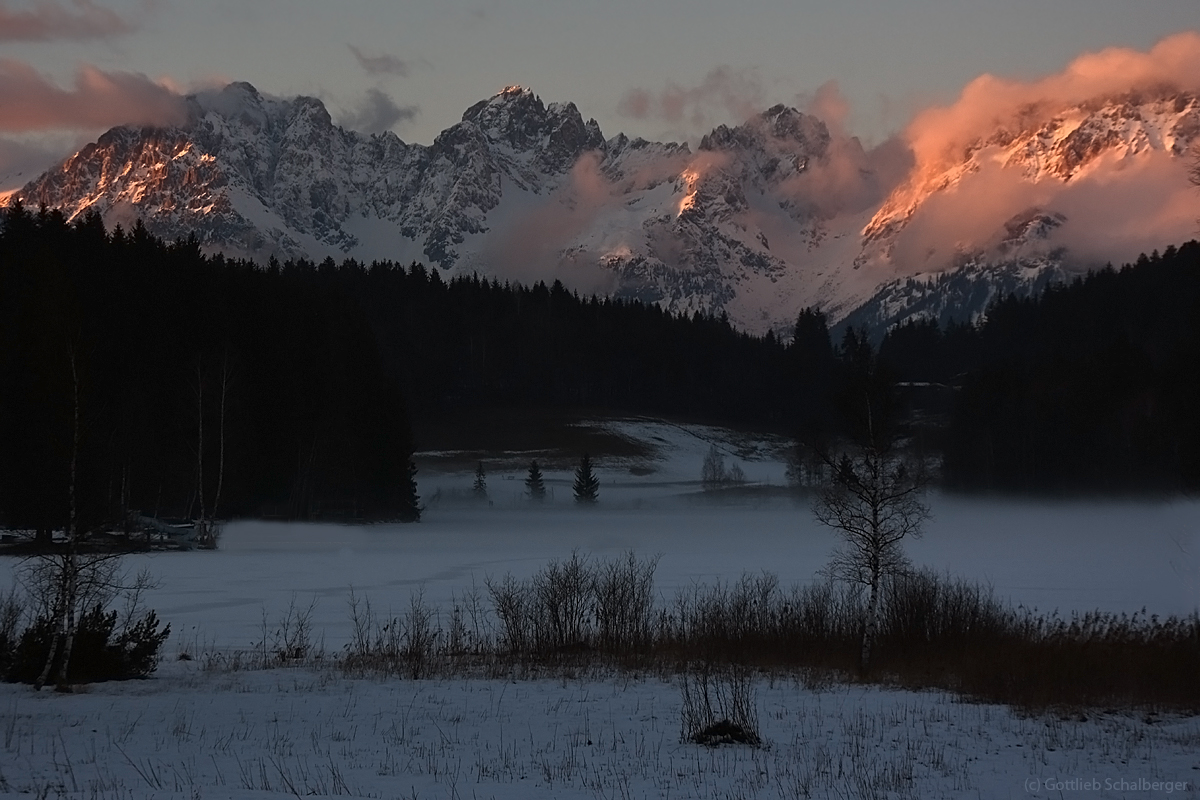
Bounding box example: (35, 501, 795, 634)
(525, 459, 545, 501)
(572, 453, 599, 504)
(400, 459, 421, 522)
(473, 461, 488, 499)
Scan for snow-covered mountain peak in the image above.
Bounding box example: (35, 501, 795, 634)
(862, 89, 1200, 249)
(188, 82, 276, 129)
(15, 80, 1200, 341)
(454, 85, 606, 180)
(700, 106, 830, 170)
(691, 106, 840, 215)
(842, 87, 1200, 339)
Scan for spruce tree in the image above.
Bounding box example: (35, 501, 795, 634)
(572, 453, 599, 504)
(473, 461, 488, 499)
(400, 459, 421, 522)
(525, 459, 546, 501)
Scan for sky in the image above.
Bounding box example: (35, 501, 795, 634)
(1, 0, 1198, 181)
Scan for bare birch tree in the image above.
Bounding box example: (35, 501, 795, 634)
(811, 399, 930, 673)
(32, 342, 83, 690)
(810, 329, 931, 673)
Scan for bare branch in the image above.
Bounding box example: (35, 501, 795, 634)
(810, 431, 931, 672)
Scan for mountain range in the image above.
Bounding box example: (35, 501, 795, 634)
(13, 82, 1200, 338)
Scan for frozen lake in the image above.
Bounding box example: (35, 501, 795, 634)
(4, 489, 1193, 654)
(4, 414, 1199, 653)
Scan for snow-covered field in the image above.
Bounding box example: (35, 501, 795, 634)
(4, 664, 1199, 799)
(82, 494, 1200, 659)
(2, 418, 1199, 798)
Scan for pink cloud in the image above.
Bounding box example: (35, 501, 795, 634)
(0, 59, 187, 132)
(905, 30, 1200, 173)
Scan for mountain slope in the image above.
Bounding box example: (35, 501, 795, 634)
(17, 83, 1200, 337)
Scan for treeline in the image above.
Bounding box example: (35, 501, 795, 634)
(330, 258, 794, 423)
(0, 203, 419, 533)
(879, 242, 1200, 492)
(4, 200, 1198, 525)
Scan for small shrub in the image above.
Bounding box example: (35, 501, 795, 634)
(533, 552, 593, 651)
(6, 605, 170, 684)
(486, 573, 532, 655)
(401, 590, 436, 678)
(679, 664, 762, 747)
(118, 610, 172, 677)
(594, 551, 658, 654)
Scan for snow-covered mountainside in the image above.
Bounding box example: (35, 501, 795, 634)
(17, 83, 1200, 337)
(845, 88, 1200, 336)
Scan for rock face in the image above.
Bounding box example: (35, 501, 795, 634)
(22, 83, 605, 268)
(18, 83, 1200, 338)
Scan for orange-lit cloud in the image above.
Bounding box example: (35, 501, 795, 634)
(0, 59, 187, 132)
(0, 0, 135, 41)
(874, 31, 1200, 275)
(618, 66, 766, 133)
(887, 152, 1200, 275)
(905, 30, 1200, 173)
(783, 80, 914, 217)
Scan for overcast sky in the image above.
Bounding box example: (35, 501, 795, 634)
(1, 0, 1197, 176)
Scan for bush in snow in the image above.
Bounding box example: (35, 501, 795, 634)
(7, 605, 169, 684)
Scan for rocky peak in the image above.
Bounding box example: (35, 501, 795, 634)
(697, 106, 832, 191)
(460, 86, 605, 161)
(289, 96, 333, 128)
(700, 105, 830, 156)
(189, 82, 272, 130)
(463, 86, 549, 143)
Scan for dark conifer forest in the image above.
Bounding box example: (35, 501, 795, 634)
(892, 243, 1200, 493)
(0, 203, 419, 530)
(3, 200, 1200, 533)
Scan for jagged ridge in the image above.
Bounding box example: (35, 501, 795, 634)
(17, 83, 1200, 339)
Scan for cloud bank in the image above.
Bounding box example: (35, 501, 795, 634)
(877, 31, 1200, 275)
(479, 153, 620, 295)
(0, 59, 186, 132)
(905, 30, 1200, 173)
(0, 133, 79, 184)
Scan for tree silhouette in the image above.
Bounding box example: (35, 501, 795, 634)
(572, 454, 599, 504)
(473, 462, 488, 500)
(399, 459, 421, 522)
(811, 336, 929, 672)
(525, 460, 545, 501)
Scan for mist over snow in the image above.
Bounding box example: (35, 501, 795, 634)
(4, 419, 1194, 655)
